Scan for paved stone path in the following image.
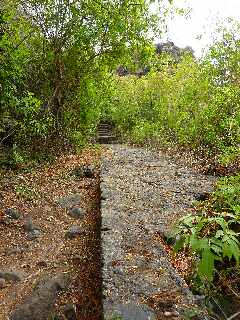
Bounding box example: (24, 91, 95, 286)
(101, 145, 216, 320)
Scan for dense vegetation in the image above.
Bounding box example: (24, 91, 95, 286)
(0, 0, 162, 165)
(99, 39, 240, 166)
(86, 15, 240, 313)
(1, 0, 240, 315)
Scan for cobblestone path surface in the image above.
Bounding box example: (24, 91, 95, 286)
(101, 145, 216, 320)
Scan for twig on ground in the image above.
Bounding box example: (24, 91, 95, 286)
(227, 311, 240, 320)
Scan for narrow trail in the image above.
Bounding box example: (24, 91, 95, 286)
(101, 144, 216, 319)
(0, 144, 217, 320)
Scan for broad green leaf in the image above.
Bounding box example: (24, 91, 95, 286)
(198, 248, 215, 281)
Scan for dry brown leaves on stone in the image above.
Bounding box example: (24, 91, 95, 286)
(153, 232, 193, 281)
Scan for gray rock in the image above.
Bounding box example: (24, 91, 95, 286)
(24, 217, 40, 232)
(0, 278, 6, 288)
(6, 245, 29, 256)
(0, 271, 25, 282)
(71, 165, 95, 179)
(6, 247, 23, 256)
(63, 303, 77, 320)
(65, 225, 83, 239)
(56, 194, 81, 209)
(68, 207, 84, 219)
(5, 208, 22, 220)
(105, 303, 155, 320)
(27, 229, 41, 240)
(101, 145, 213, 317)
(194, 192, 209, 201)
(10, 274, 70, 320)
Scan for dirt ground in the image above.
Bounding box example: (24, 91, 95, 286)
(0, 148, 102, 320)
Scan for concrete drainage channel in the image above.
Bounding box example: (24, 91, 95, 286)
(100, 144, 215, 320)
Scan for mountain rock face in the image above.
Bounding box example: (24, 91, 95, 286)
(116, 42, 194, 77)
(156, 41, 194, 61)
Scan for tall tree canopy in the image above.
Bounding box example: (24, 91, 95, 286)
(0, 0, 170, 157)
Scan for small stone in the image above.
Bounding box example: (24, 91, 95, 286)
(83, 165, 95, 178)
(6, 245, 27, 256)
(5, 208, 22, 220)
(0, 271, 24, 282)
(0, 278, 6, 288)
(72, 255, 82, 264)
(71, 165, 95, 179)
(36, 261, 48, 268)
(2, 217, 11, 225)
(10, 274, 70, 320)
(164, 311, 179, 317)
(175, 171, 182, 177)
(57, 194, 81, 209)
(194, 192, 209, 201)
(63, 303, 77, 320)
(68, 207, 84, 219)
(6, 247, 22, 256)
(27, 229, 41, 240)
(164, 311, 172, 317)
(23, 217, 40, 232)
(65, 226, 83, 239)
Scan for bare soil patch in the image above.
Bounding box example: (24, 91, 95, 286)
(0, 148, 102, 320)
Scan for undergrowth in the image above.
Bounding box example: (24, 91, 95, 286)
(172, 174, 240, 312)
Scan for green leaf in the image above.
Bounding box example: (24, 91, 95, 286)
(174, 236, 186, 252)
(211, 244, 222, 255)
(198, 248, 215, 281)
(214, 217, 228, 231)
(215, 230, 224, 238)
(222, 240, 240, 262)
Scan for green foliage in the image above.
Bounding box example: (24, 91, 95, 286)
(97, 30, 240, 162)
(0, 2, 56, 161)
(173, 174, 240, 284)
(174, 213, 240, 281)
(15, 185, 39, 200)
(10, 144, 25, 166)
(208, 174, 240, 218)
(0, 0, 166, 165)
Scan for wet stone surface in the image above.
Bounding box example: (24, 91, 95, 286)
(101, 145, 216, 319)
